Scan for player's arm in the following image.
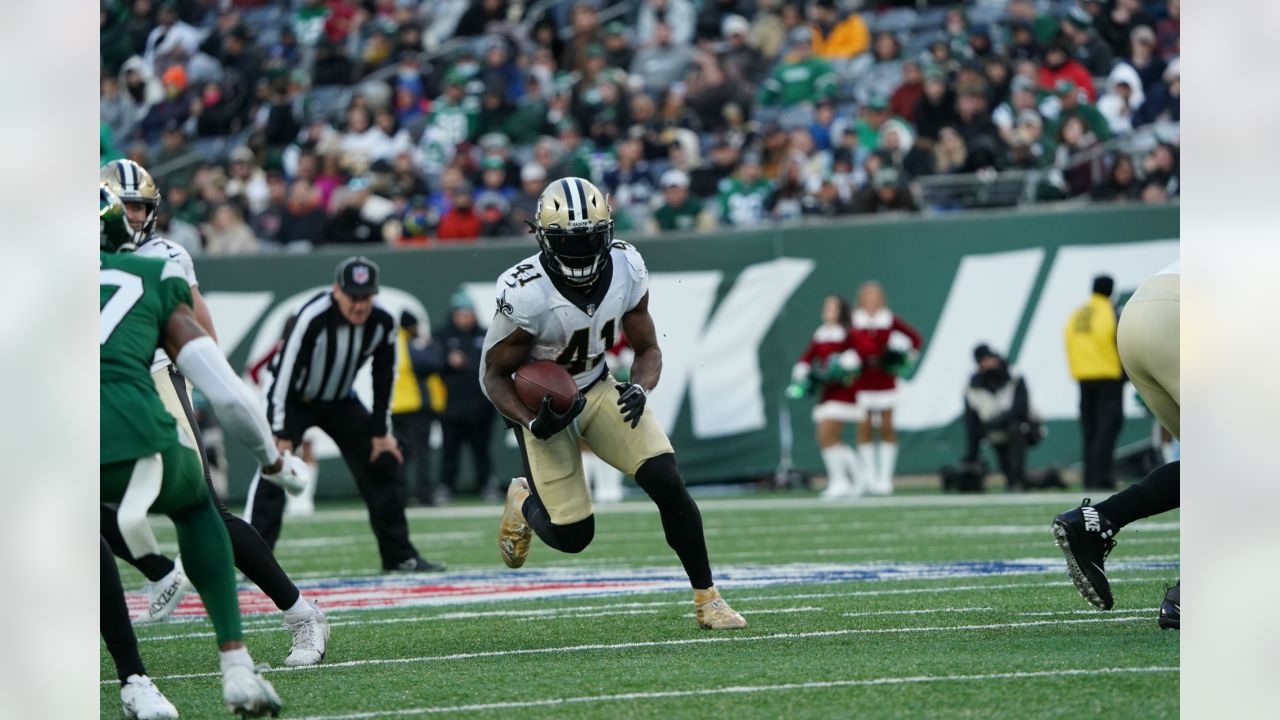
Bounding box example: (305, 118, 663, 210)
(190, 285, 219, 342)
(162, 303, 282, 474)
(616, 292, 661, 428)
(622, 291, 661, 393)
(482, 327, 539, 428)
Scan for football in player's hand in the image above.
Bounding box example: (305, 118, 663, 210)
(515, 361, 578, 413)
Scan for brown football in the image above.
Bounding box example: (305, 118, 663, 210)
(514, 360, 578, 413)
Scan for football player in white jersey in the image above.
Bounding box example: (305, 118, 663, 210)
(99, 161, 330, 665)
(480, 177, 746, 629)
(1052, 260, 1180, 628)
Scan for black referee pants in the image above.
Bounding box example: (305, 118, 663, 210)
(1079, 379, 1125, 490)
(249, 398, 419, 569)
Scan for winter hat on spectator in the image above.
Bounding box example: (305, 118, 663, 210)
(788, 27, 814, 48)
(606, 21, 628, 37)
(1066, 4, 1092, 30)
(1131, 25, 1156, 47)
(1092, 274, 1115, 297)
(660, 169, 690, 189)
(722, 14, 750, 38)
(973, 343, 998, 363)
(161, 65, 188, 92)
(481, 156, 506, 171)
(873, 167, 900, 189)
(521, 162, 547, 184)
(1011, 75, 1036, 94)
(230, 146, 255, 164)
(1055, 78, 1078, 96)
(479, 133, 511, 152)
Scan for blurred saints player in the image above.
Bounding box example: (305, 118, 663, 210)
(100, 186, 291, 716)
(100, 160, 329, 666)
(480, 177, 747, 629)
(1051, 260, 1180, 628)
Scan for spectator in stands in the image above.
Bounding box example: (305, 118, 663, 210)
(1039, 41, 1096, 102)
(100, 74, 134, 146)
(853, 94, 914, 154)
(1124, 25, 1167, 97)
(1092, 155, 1142, 203)
(436, 180, 481, 242)
(716, 152, 771, 227)
(602, 22, 634, 70)
(953, 85, 1001, 171)
(560, 2, 605, 72)
(993, 76, 1040, 147)
(511, 162, 546, 230)
(638, 0, 696, 48)
(1004, 111, 1052, 170)
(719, 14, 766, 89)
(1094, 0, 1153, 59)
(1156, 0, 1180, 60)
(225, 146, 270, 217)
(1053, 115, 1100, 198)
(1134, 58, 1179, 128)
(686, 52, 751, 134)
(150, 120, 197, 189)
(325, 177, 385, 245)
(690, 139, 741, 199)
(857, 32, 907, 107)
(101, 3, 136, 75)
(1049, 79, 1111, 141)
(218, 25, 264, 92)
(166, 181, 206, 226)
(1097, 63, 1145, 135)
(201, 203, 258, 256)
(1064, 274, 1125, 490)
(913, 66, 960, 143)
(802, 177, 852, 218)
(983, 56, 1013, 108)
(1060, 4, 1114, 78)
(757, 28, 838, 118)
(808, 0, 869, 66)
(931, 126, 969, 175)
(650, 169, 715, 233)
(855, 167, 916, 214)
(314, 152, 345, 212)
(143, 1, 202, 70)
(891, 60, 924, 124)
(1142, 142, 1180, 198)
(140, 64, 191, 144)
(1006, 20, 1043, 62)
(631, 21, 695, 96)
(154, 200, 201, 256)
(251, 172, 289, 244)
(454, 0, 507, 38)
(764, 153, 807, 222)
(749, 0, 788, 60)
(963, 344, 1038, 493)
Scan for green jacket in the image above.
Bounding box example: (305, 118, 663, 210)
(758, 57, 838, 107)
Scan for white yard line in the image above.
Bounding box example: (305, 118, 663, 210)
(298, 666, 1178, 719)
(841, 607, 996, 618)
(113, 616, 1149, 685)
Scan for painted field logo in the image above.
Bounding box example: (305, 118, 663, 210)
(128, 559, 1177, 622)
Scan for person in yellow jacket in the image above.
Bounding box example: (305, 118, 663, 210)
(1063, 274, 1125, 490)
(810, 0, 869, 61)
(392, 311, 444, 505)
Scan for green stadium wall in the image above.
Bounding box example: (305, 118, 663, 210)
(198, 203, 1179, 500)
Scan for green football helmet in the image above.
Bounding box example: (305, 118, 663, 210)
(100, 185, 136, 253)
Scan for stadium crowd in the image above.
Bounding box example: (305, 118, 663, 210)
(100, 0, 1180, 254)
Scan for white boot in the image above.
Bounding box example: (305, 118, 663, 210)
(857, 443, 877, 495)
(121, 674, 179, 719)
(819, 446, 851, 498)
(837, 443, 869, 497)
(220, 648, 281, 717)
(875, 442, 898, 495)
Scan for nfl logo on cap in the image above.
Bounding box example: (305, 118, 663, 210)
(337, 256, 380, 297)
(353, 265, 370, 285)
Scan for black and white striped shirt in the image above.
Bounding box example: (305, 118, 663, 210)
(266, 291, 398, 437)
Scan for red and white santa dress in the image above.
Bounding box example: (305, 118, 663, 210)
(793, 322, 870, 498)
(848, 307, 923, 495)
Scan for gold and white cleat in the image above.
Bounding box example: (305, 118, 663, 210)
(499, 477, 533, 568)
(694, 586, 747, 630)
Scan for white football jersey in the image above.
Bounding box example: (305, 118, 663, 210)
(480, 241, 649, 395)
(135, 236, 199, 372)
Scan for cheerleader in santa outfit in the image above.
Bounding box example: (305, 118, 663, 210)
(849, 281, 923, 495)
(792, 295, 871, 498)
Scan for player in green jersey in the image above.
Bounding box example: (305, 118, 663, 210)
(100, 186, 306, 717)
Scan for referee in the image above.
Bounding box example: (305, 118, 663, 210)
(247, 256, 445, 573)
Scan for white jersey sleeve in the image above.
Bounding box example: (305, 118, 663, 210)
(493, 262, 550, 337)
(135, 237, 198, 287)
(615, 240, 649, 311)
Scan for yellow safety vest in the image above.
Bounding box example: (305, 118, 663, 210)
(1064, 294, 1123, 381)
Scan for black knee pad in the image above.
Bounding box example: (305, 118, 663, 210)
(634, 453, 684, 500)
(552, 515, 595, 554)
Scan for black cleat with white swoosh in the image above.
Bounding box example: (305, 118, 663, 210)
(1051, 499, 1119, 610)
(1158, 582, 1180, 630)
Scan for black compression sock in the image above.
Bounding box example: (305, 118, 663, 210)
(1094, 461, 1180, 529)
(101, 537, 146, 685)
(520, 495, 595, 553)
(224, 514, 301, 611)
(635, 454, 713, 590)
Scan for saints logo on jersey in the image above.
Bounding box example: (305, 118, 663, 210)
(100, 185, 135, 253)
(532, 177, 613, 286)
(100, 159, 162, 245)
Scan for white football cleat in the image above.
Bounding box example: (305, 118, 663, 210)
(138, 560, 194, 623)
(121, 674, 179, 719)
(283, 601, 330, 667)
(261, 452, 310, 496)
(222, 664, 282, 717)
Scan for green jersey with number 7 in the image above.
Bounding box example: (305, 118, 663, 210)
(100, 250, 193, 464)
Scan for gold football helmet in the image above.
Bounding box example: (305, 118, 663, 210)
(532, 177, 613, 285)
(100, 159, 162, 244)
(100, 185, 136, 253)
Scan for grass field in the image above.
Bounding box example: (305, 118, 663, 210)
(102, 489, 1179, 719)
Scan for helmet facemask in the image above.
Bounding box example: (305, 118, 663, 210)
(100, 186, 137, 253)
(536, 219, 613, 286)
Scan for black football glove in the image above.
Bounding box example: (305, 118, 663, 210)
(528, 392, 585, 440)
(615, 383, 647, 428)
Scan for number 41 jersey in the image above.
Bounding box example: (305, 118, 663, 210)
(100, 251, 192, 464)
(481, 241, 649, 395)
